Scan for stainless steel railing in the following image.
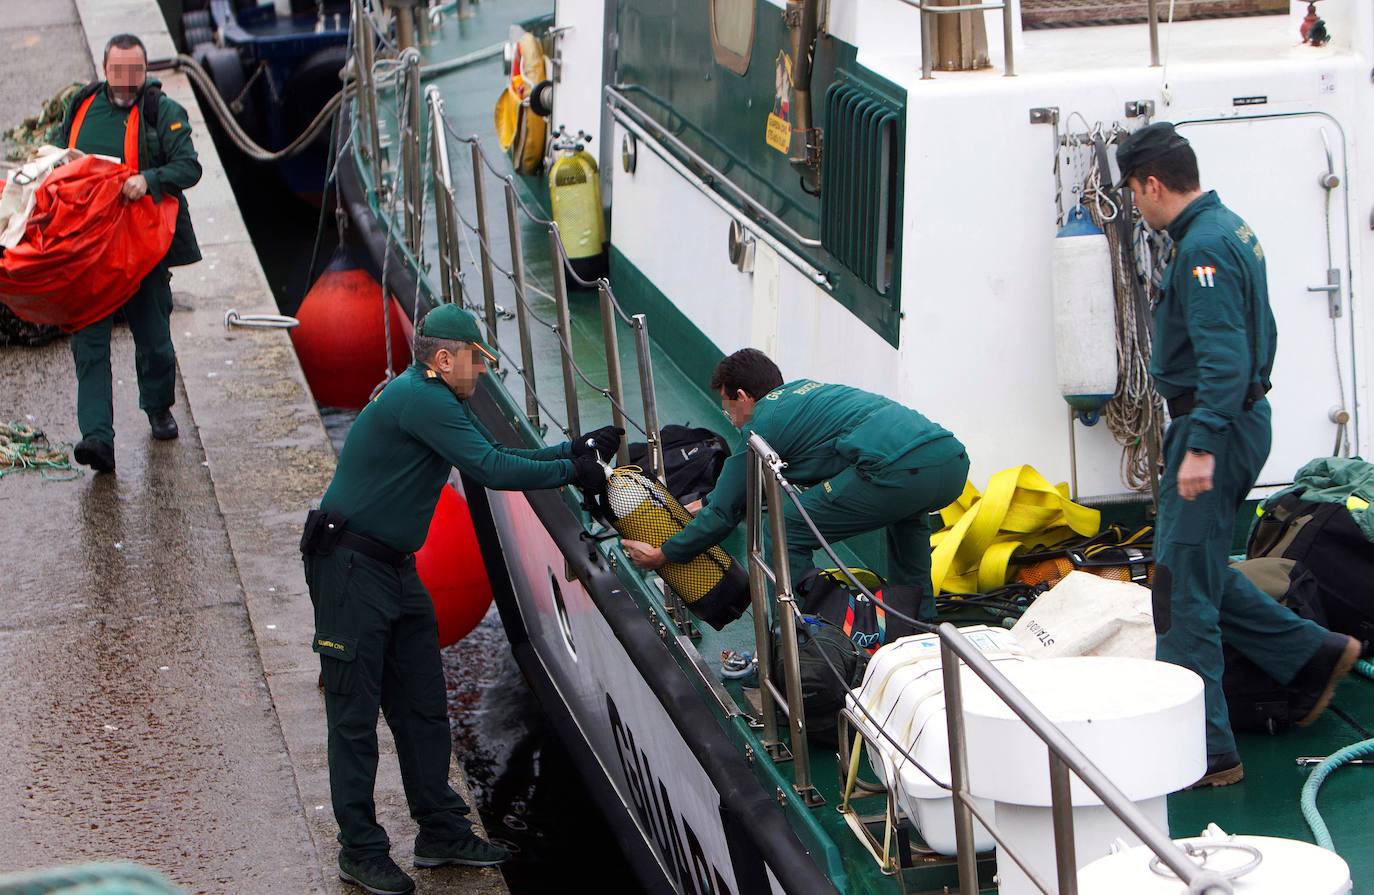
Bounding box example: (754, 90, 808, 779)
(345, 0, 664, 477)
(745, 431, 1234, 895)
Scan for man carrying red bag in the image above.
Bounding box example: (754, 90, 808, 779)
(52, 33, 202, 473)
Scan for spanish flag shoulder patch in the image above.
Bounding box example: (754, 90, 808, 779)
(169, 121, 183, 131)
(1191, 265, 1217, 288)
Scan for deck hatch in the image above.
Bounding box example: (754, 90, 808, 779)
(821, 80, 902, 299)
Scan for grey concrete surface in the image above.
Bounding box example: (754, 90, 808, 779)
(0, 0, 90, 136)
(0, 1, 506, 892)
(0, 340, 319, 893)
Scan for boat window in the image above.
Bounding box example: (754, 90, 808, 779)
(710, 0, 755, 75)
(1021, 0, 1286, 29)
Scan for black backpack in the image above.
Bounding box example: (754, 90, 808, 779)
(627, 425, 730, 505)
(770, 618, 869, 747)
(1246, 493, 1374, 647)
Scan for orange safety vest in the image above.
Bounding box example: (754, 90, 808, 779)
(68, 93, 140, 170)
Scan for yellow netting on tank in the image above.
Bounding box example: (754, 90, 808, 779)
(606, 467, 733, 606)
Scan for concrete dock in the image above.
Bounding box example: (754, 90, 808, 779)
(0, 2, 505, 893)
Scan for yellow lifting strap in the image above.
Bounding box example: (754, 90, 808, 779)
(930, 465, 1101, 594)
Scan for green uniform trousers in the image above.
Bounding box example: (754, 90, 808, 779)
(305, 546, 472, 860)
(781, 442, 970, 621)
(69, 266, 177, 445)
(1153, 400, 1327, 757)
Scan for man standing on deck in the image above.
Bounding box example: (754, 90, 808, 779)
(302, 304, 617, 895)
(1118, 122, 1361, 788)
(53, 34, 202, 473)
(622, 348, 968, 634)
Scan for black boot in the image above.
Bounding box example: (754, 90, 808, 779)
(148, 408, 179, 441)
(73, 437, 115, 473)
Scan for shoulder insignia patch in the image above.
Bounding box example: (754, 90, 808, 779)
(1191, 265, 1216, 288)
(169, 121, 183, 131)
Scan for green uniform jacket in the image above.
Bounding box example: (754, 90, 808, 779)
(1150, 191, 1276, 456)
(661, 380, 957, 562)
(53, 79, 203, 268)
(321, 364, 576, 554)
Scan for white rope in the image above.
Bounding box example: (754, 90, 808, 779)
(1079, 143, 1165, 492)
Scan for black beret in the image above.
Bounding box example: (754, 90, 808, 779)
(1115, 121, 1191, 189)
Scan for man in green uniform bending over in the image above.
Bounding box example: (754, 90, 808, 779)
(1119, 122, 1360, 788)
(54, 34, 203, 473)
(303, 304, 616, 894)
(623, 348, 968, 631)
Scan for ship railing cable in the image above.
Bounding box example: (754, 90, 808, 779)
(745, 434, 1234, 895)
(426, 120, 656, 431)
(434, 145, 653, 441)
(439, 117, 639, 315)
(346, 0, 663, 457)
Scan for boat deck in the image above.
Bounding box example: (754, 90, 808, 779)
(389, 3, 1374, 891)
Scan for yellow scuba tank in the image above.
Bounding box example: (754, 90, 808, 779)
(493, 30, 548, 175)
(603, 468, 750, 630)
(548, 126, 608, 283)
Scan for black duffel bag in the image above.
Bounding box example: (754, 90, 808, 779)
(1223, 559, 1329, 733)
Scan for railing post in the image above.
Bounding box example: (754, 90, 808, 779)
(631, 313, 665, 482)
(761, 449, 823, 805)
(548, 227, 581, 439)
(353, 0, 384, 198)
(504, 180, 541, 429)
(1148, 0, 1160, 66)
(426, 87, 459, 305)
(468, 141, 500, 349)
(597, 283, 631, 466)
(1049, 753, 1079, 895)
(1002, 0, 1015, 76)
(941, 639, 980, 895)
(920, 6, 934, 79)
(746, 452, 780, 748)
(400, 48, 424, 259)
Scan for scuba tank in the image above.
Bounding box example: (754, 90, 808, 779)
(548, 126, 608, 284)
(1051, 204, 1117, 425)
(599, 467, 750, 630)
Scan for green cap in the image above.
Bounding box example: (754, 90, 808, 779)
(1115, 121, 1191, 189)
(417, 304, 497, 363)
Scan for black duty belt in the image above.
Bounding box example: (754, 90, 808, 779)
(338, 530, 412, 567)
(1168, 383, 1268, 419)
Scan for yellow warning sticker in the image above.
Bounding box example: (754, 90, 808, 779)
(765, 114, 791, 154)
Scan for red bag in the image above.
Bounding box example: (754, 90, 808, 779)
(0, 155, 178, 332)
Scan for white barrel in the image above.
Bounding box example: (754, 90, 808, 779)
(849, 626, 1026, 855)
(1052, 207, 1118, 413)
(1079, 832, 1352, 894)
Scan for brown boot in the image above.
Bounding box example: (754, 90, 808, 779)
(1293, 633, 1362, 728)
(1187, 751, 1244, 789)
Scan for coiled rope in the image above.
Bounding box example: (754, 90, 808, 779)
(0, 421, 80, 480)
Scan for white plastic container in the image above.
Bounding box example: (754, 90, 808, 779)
(849, 626, 1027, 855)
(1078, 828, 1352, 894)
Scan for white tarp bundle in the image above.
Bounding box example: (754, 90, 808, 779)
(0, 146, 77, 249)
(1010, 571, 1155, 660)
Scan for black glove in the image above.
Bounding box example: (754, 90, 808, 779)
(571, 425, 625, 463)
(570, 455, 608, 495)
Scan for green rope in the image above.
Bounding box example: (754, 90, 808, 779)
(0, 421, 82, 481)
(1300, 655, 1374, 851)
